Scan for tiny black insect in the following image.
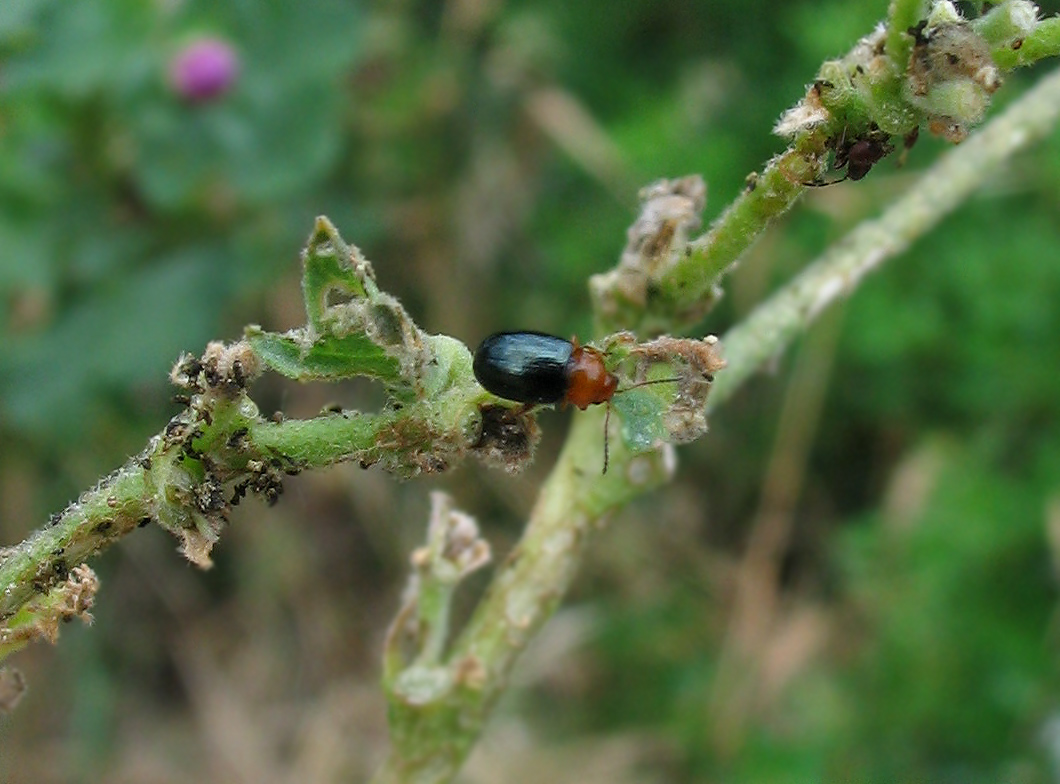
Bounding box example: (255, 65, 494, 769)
(806, 126, 896, 187)
(838, 136, 893, 181)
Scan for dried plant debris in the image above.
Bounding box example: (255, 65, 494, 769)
(0, 668, 27, 714)
(906, 7, 1002, 142)
(625, 334, 726, 443)
(591, 176, 708, 325)
(170, 340, 260, 397)
(1, 564, 98, 652)
(471, 404, 541, 474)
(413, 491, 492, 584)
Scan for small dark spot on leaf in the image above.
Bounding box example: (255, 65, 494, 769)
(227, 427, 249, 448)
(371, 304, 405, 345)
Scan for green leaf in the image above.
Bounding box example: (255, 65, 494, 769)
(612, 388, 670, 452)
(245, 218, 434, 403)
(301, 216, 374, 332)
(245, 328, 400, 385)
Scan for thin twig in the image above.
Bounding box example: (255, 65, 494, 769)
(708, 65, 1060, 413)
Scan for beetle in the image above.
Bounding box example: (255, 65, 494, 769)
(472, 331, 617, 410)
(472, 331, 676, 473)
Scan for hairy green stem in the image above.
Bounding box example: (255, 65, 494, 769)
(251, 409, 400, 467)
(373, 408, 674, 782)
(0, 463, 151, 620)
(0, 407, 408, 624)
(708, 64, 1060, 412)
(887, 0, 929, 67)
(645, 141, 826, 332)
(990, 16, 1060, 69)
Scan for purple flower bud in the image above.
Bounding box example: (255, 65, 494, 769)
(168, 37, 240, 103)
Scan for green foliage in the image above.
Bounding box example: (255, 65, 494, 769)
(0, 0, 362, 443)
(840, 196, 1060, 428)
(837, 445, 1055, 780)
(250, 328, 400, 384)
(248, 219, 408, 388)
(2, 0, 1060, 782)
(612, 388, 671, 452)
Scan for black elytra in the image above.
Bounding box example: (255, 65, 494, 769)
(472, 331, 574, 405)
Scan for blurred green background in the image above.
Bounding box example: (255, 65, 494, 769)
(3, 0, 1060, 781)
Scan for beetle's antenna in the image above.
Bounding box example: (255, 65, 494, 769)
(803, 175, 849, 187)
(601, 373, 715, 472)
(602, 402, 611, 474)
(613, 376, 683, 396)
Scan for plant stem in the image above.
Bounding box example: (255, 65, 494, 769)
(988, 16, 1060, 69)
(0, 462, 152, 621)
(644, 142, 826, 333)
(887, 0, 929, 67)
(373, 62, 1060, 783)
(708, 64, 1060, 413)
(373, 408, 674, 782)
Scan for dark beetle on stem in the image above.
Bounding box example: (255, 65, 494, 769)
(472, 331, 677, 473)
(472, 331, 618, 410)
